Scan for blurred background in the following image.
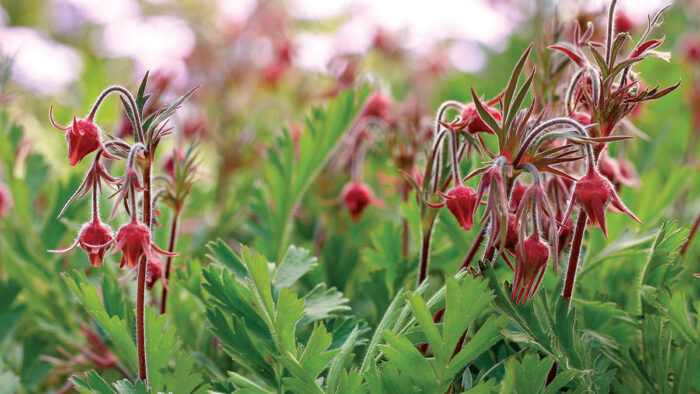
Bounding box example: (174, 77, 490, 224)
(0, 0, 692, 247)
(0, 0, 698, 391)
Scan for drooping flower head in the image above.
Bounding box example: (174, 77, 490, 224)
(341, 181, 381, 222)
(426, 185, 478, 231)
(146, 259, 165, 290)
(360, 91, 392, 123)
(512, 233, 550, 305)
(598, 151, 641, 189)
(459, 96, 502, 134)
(564, 168, 641, 237)
(112, 217, 176, 268)
(50, 106, 110, 166)
(509, 181, 528, 212)
(49, 219, 114, 267)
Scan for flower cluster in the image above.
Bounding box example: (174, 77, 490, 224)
(46, 76, 196, 381)
(415, 2, 678, 304)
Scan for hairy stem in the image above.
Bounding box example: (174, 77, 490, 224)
(160, 210, 180, 314)
(562, 211, 587, 304)
(605, 0, 619, 67)
(88, 86, 145, 143)
(136, 158, 152, 381)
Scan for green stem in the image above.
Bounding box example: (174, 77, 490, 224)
(160, 210, 180, 314)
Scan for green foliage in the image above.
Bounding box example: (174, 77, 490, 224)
(250, 86, 370, 262)
(0, 2, 698, 392)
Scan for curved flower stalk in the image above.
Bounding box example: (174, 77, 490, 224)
(420, 0, 677, 309)
(551, 0, 679, 160)
(47, 73, 195, 384)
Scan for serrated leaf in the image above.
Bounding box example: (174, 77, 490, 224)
(379, 331, 437, 392)
(300, 283, 350, 326)
(273, 245, 317, 289)
(206, 239, 247, 279)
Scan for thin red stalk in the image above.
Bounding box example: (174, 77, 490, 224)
(417, 224, 435, 285)
(88, 86, 144, 143)
(562, 211, 587, 303)
(160, 210, 180, 314)
(136, 159, 152, 381)
(460, 226, 485, 270)
(91, 175, 98, 222)
(680, 209, 700, 257)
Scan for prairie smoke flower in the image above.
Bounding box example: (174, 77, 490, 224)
(426, 185, 478, 231)
(49, 219, 114, 267)
(146, 259, 165, 290)
(683, 35, 700, 63)
(341, 181, 381, 222)
(512, 233, 549, 305)
(598, 152, 641, 189)
(112, 218, 176, 268)
(509, 181, 528, 212)
(50, 107, 110, 166)
(564, 168, 641, 237)
(360, 91, 392, 123)
(459, 99, 502, 134)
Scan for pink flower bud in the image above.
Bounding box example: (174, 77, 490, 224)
(569, 169, 640, 237)
(49, 219, 114, 267)
(598, 152, 641, 189)
(460, 102, 502, 134)
(112, 219, 176, 268)
(50, 107, 104, 166)
(504, 213, 520, 252)
(443, 186, 478, 231)
(360, 91, 392, 122)
(341, 181, 380, 222)
(512, 234, 549, 305)
(509, 181, 528, 212)
(146, 259, 164, 290)
(683, 35, 700, 63)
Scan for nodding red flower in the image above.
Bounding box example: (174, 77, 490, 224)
(682, 35, 700, 63)
(565, 169, 641, 237)
(341, 181, 381, 222)
(511, 233, 549, 305)
(426, 185, 478, 231)
(360, 91, 392, 122)
(459, 100, 502, 134)
(146, 259, 166, 290)
(49, 219, 114, 267)
(0, 181, 11, 217)
(112, 217, 176, 268)
(598, 152, 641, 189)
(509, 182, 528, 212)
(50, 107, 109, 166)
